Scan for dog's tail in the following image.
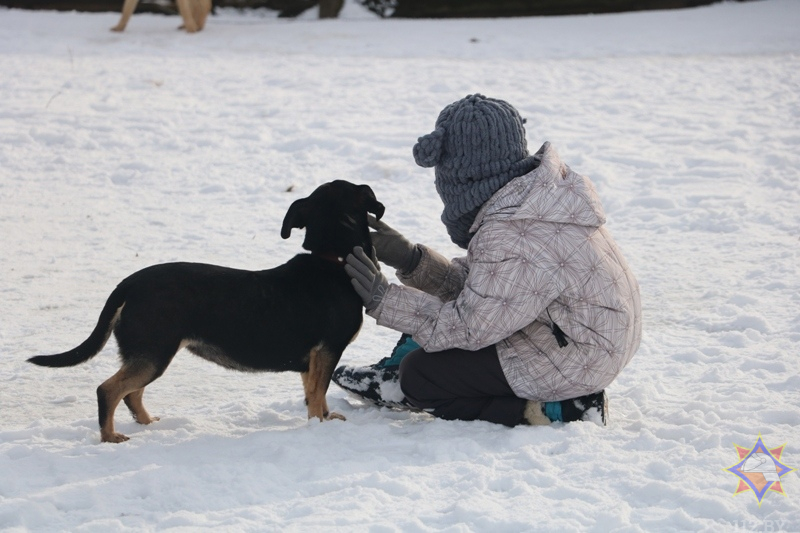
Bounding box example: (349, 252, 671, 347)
(27, 286, 127, 368)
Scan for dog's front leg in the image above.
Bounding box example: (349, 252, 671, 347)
(302, 346, 345, 422)
(301, 370, 328, 421)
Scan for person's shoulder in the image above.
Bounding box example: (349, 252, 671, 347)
(468, 218, 530, 255)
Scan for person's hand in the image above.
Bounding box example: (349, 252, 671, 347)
(346, 246, 389, 312)
(368, 215, 421, 274)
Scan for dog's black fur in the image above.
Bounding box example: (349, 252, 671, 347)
(28, 180, 384, 443)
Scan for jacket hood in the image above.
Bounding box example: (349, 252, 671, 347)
(470, 142, 606, 232)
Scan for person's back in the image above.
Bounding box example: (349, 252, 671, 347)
(459, 141, 642, 401)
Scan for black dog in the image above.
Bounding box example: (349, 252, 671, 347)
(28, 180, 384, 443)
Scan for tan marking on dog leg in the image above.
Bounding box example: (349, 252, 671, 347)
(304, 344, 345, 422)
(321, 382, 345, 421)
(97, 362, 158, 443)
(111, 0, 140, 31)
(304, 346, 325, 421)
(123, 388, 159, 425)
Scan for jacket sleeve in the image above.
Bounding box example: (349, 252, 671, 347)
(372, 221, 562, 352)
(395, 245, 469, 302)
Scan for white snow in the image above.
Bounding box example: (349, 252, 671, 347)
(1, 0, 799, 530)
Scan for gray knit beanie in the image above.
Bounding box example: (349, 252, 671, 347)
(413, 94, 539, 248)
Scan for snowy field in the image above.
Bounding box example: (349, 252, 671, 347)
(1, 0, 799, 530)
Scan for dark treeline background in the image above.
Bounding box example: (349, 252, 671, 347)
(0, 0, 745, 19)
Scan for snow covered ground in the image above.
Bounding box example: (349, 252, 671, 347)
(1, 0, 799, 530)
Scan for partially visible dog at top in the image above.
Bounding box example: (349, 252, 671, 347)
(111, 0, 212, 33)
(28, 180, 385, 443)
(109, 0, 347, 33)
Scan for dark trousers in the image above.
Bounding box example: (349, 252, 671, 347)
(398, 344, 527, 427)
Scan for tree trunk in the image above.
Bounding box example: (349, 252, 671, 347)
(318, 0, 343, 18)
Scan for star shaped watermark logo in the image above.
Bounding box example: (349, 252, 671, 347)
(725, 434, 794, 506)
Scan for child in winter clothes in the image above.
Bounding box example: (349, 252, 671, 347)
(334, 94, 641, 426)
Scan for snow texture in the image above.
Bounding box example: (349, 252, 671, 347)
(1, 0, 799, 531)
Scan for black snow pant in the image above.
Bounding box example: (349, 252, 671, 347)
(398, 344, 528, 427)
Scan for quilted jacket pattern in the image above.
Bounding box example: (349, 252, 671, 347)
(371, 142, 642, 401)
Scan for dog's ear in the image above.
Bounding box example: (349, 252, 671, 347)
(281, 198, 308, 239)
(359, 185, 385, 221)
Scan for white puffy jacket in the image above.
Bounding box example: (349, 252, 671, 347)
(370, 142, 642, 401)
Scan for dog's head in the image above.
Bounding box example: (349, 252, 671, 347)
(281, 180, 385, 258)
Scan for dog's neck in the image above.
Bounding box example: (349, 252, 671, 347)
(312, 251, 346, 265)
(308, 234, 372, 267)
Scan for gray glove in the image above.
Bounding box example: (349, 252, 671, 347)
(346, 246, 389, 312)
(368, 215, 421, 274)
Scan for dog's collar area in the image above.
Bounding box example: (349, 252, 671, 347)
(313, 252, 346, 265)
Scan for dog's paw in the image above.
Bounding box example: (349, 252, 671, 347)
(133, 415, 160, 425)
(326, 412, 346, 421)
(101, 432, 130, 443)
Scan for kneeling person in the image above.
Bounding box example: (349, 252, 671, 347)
(335, 94, 642, 427)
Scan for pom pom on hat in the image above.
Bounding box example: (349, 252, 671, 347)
(413, 127, 445, 168)
(414, 94, 539, 248)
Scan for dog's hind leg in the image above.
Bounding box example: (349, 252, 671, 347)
(97, 361, 161, 443)
(123, 388, 159, 425)
(303, 344, 345, 422)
